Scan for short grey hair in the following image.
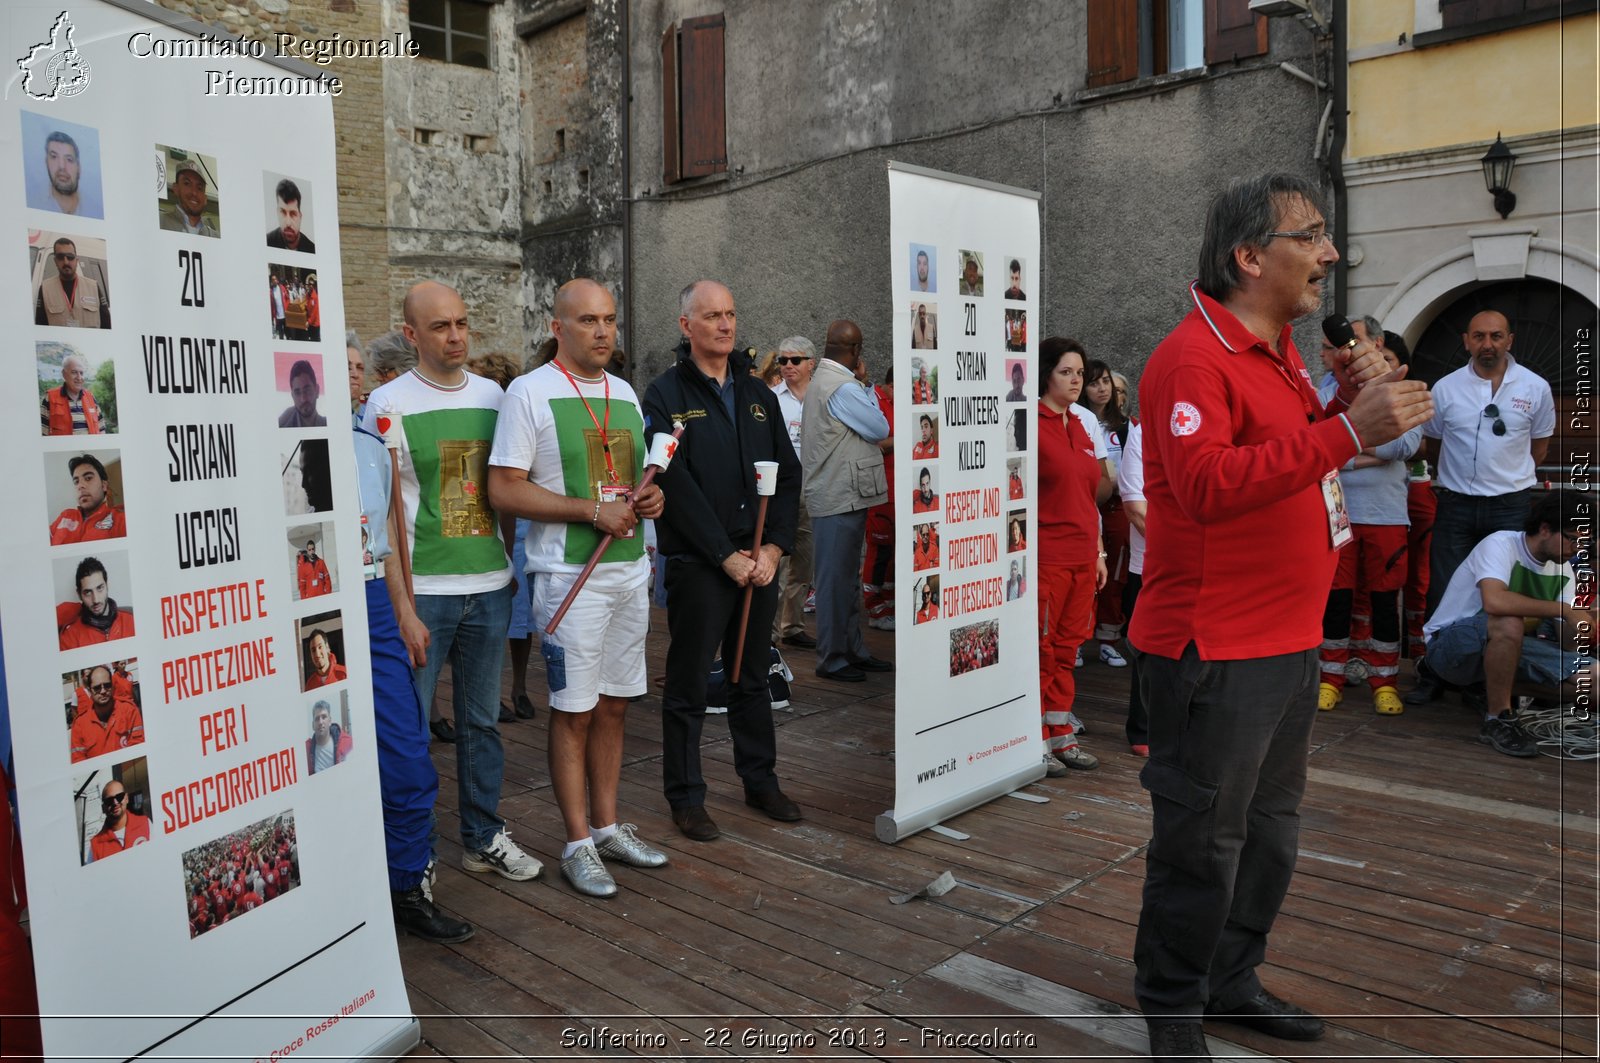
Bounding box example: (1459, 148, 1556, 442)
(679, 279, 730, 318)
(345, 329, 365, 356)
(62, 352, 88, 374)
(1197, 173, 1328, 301)
(777, 336, 815, 360)
(1357, 315, 1382, 341)
(367, 329, 417, 379)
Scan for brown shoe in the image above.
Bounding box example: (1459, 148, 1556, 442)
(744, 788, 802, 822)
(672, 805, 720, 841)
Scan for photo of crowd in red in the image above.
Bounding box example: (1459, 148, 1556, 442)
(180, 811, 301, 939)
(949, 619, 999, 677)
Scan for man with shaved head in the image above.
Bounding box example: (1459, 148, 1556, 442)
(363, 280, 542, 884)
(1411, 308, 1556, 701)
(801, 319, 892, 682)
(642, 280, 803, 841)
(489, 279, 669, 897)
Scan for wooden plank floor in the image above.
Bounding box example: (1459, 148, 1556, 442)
(403, 611, 1600, 1061)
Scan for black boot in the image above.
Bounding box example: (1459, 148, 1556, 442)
(392, 885, 474, 943)
(1404, 656, 1444, 705)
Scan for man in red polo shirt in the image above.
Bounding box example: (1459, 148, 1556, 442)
(69, 664, 143, 762)
(1130, 174, 1432, 1062)
(49, 454, 126, 545)
(88, 780, 150, 862)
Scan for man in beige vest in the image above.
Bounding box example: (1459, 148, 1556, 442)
(800, 320, 893, 682)
(35, 238, 108, 329)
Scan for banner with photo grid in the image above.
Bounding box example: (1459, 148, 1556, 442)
(878, 163, 1045, 844)
(0, 2, 412, 1058)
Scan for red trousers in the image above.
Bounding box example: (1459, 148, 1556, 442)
(1039, 560, 1095, 751)
(1, 767, 41, 1062)
(1404, 480, 1435, 658)
(1321, 523, 1407, 692)
(862, 502, 894, 620)
(1094, 501, 1130, 642)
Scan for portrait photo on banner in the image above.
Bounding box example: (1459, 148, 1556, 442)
(263, 171, 317, 254)
(54, 550, 136, 652)
(30, 228, 111, 329)
(38, 338, 118, 436)
(296, 608, 347, 692)
(913, 574, 940, 625)
(73, 754, 150, 866)
(60, 658, 144, 765)
(1002, 256, 1027, 301)
(43, 448, 127, 548)
(154, 144, 221, 238)
(287, 520, 340, 602)
(181, 810, 301, 938)
(304, 690, 353, 777)
(1006, 407, 1028, 452)
(282, 438, 334, 516)
(1004, 357, 1028, 403)
(20, 110, 105, 219)
(909, 355, 937, 404)
(912, 521, 940, 573)
(274, 351, 329, 428)
(911, 463, 940, 514)
(1007, 457, 1027, 501)
(910, 301, 938, 351)
(908, 242, 936, 293)
(958, 249, 984, 296)
(1006, 557, 1028, 601)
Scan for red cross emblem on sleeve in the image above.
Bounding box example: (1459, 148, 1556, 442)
(1170, 401, 1201, 436)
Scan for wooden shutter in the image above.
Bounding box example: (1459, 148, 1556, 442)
(1441, 0, 1530, 27)
(1087, 0, 1139, 87)
(1205, 0, 1267, 65)
(679, 14, 727, 178)
(661, 23, 680, 184)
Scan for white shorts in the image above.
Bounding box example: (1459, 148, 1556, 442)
(530, 572, 649, 712)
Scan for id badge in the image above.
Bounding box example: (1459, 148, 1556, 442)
(600, 483, 634, 538)
(1321, 470, 1352, 549)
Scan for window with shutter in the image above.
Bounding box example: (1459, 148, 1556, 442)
(661, 14, 728, 185)
(1087, 0, 1139, 88)
(1203, 0, 1267, 65)
(1088, 0, 1218, 89)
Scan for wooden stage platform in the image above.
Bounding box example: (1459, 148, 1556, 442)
(403, 617, 1598, 1061)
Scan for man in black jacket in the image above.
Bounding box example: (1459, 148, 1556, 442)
(642, 280, 803, 841)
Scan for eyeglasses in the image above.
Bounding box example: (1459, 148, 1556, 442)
(102, 792, 128, 807)
(1483, 403, 1507, 436)
(775, 356, 808, 366)
(89, 681, 113, 692)
(53, 252, 77, 261)
(1266, 229, 1334, 247)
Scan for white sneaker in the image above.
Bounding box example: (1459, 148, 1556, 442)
(1099, 643, 1128, 667)
(1065, 710, 1088, 735)
(706, 704, 728, 715)
(463, 829, 543, 881)
(870, 615, 896, 631)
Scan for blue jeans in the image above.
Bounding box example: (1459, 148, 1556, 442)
(414, 582, 512, 850)
(1427, 487, 1531, 619)
(1427, 614, 1592, 688)
(367, 579, 438, 892)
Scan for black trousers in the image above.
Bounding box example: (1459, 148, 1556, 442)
(1122, 573, 1147, 746)
(1133, 643, 1319, 1020)
(661, 558, 781, 810)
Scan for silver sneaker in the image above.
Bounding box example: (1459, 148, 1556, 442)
(1042, 753, 1070, 778)
(595, 823, 669, 868)
(463, 829, 543, 881)
(560, 844, 618, 898)
(1056, 745, 1100, 771)
(1065, 710, 1089, 735)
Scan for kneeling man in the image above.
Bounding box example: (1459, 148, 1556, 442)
(1422, 491, 1595, 758)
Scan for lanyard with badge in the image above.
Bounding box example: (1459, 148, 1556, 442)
(553, 360, 635, 538)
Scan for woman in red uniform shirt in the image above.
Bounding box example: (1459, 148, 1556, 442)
(1037, 338, 1105, 773)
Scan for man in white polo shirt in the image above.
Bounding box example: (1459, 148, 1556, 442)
(769, 336, 816, 649)
(1421, 309, 1554, 622)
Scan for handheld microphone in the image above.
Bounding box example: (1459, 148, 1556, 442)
(1322, 315, 1357, 350)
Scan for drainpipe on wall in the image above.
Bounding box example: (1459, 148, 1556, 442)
(618, 0, 633, 371)
(1328, 0, 1348, 318)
